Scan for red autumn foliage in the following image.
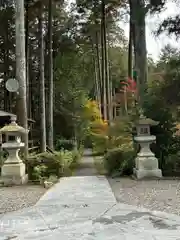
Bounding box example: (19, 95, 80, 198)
(121, 77, 137, 93)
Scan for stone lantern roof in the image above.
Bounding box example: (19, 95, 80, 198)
(136, 117, 159, 126)
(0, 110, 16, 117)
(0, 116, 28, 134)
(135, 110, 159, 126)
(0, 124, 27, 134)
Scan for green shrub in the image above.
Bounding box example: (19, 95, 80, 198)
(161, 152, 180, 176)
(32, 165, 47, 180)
(0, 150, 7, 166)
(91, 133, 108, 155)
(143, 82, 177, 155)
(59, 150, 74, 172)
(25, 152, 61, 180)
(25, 150, 79, 181)
(104, 145, 136, 176)
(55, 139, 75, 151)
(91, 117, 134, 155)
(0, 150, 8, 174)
(78, 144, 85, 156)
(84, 135, 92, 148)
(72, 149, 81, 165)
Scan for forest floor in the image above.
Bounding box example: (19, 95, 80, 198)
(0, 185, 46, 214)
(94, 155, 180, 216)
(108, 177, 180, 216)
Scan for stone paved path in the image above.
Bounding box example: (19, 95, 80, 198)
(73, 149, 97, 176)
(0, 151, 180, 239)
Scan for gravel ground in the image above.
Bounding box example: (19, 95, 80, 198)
(108, 177, 180, 215)
(0, 185, 46, 215)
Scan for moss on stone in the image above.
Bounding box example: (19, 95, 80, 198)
(0, 124, 27, 134)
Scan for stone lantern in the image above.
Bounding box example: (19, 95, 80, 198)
(133, 113, 162, 179)
(0, 116, 28, 185)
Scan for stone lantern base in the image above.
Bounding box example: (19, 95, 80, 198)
(133, 134, 162, 180)
(1, 162, 28, 186)
(133, 155, 162, 180)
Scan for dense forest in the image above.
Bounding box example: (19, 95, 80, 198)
(1, 0, 180, 177)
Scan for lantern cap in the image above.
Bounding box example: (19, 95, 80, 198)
(136, 115, 159, 126)
(0, 124, 28, 134)
(0, 116, 28, 134)
(135, 108, 159, 126)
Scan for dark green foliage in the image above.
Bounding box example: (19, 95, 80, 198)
(54, 50, 93, 143)
(0, 0, 129, 147)
(162, 152, 180, 176)
(158, 16, 180, 36)
(0, 150, 8, 164)
(160, 56, 180, 106)
(71, 149, 81, 164)
(84, 136, 93, 148)
(25, 150, 80, 180)
(144, 47, 180, 169)
(55, 139, 75, 151)
(25, 152, 62, 180)
(149, 0, 166, 12)
(156, 0, 180, 37)
(0, 150, 8, 173)
(143, 86, 179, 171)
(143, 44, 180, 176)
(104, 147, 135, 176)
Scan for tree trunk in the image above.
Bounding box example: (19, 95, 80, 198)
(124, 0, 133, 114)
(39, 1, 46, 152)
(15, 0, 28, 157)
(106, 36, 113, 122)
(25, 0, 30, 118)
(101, 0, 107, 121)
(3, 17, 11, 112)
(131, 0, 147, 107)
(94, 32, 102, 89)
(29, 47, 33, 120)
(128, 0, 133, 79)
(102, 0, 112, 122)
(94, 31, 103, 112)
(92, 44, 101, 110)
(4, 28, 10, 112)
(47, 0, 54, 149)
(93, 0, 102, 96)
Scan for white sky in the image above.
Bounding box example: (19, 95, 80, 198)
(120, 1, 179, 61)
(68, 0, 179, 61)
